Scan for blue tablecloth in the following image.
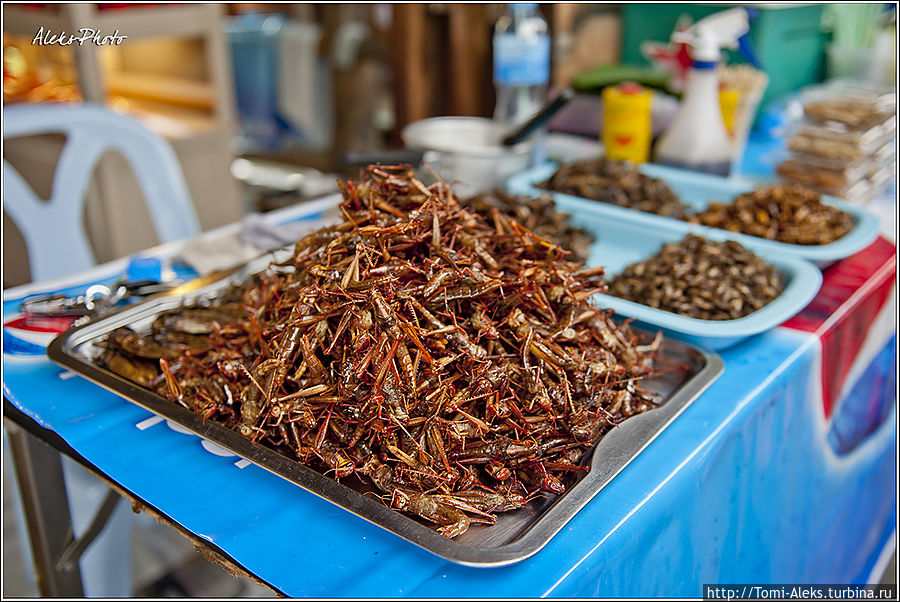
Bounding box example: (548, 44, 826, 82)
(3, 202, 895, 596)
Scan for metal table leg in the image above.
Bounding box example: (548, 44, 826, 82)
(4, 400, 282, 597)
(6, 423, 86, 597)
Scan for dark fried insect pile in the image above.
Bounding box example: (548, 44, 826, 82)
(540, 160, 854, 247)
(686, 184, 855, 245)
(538, 157, 690, 218)
(462, 190, 595, 262)
(607, 234, 784, 321)
(99, 165, 659, 538)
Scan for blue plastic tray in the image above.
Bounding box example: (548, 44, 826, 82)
(506, 162, 881, 268)
(544, 200, 823, 350)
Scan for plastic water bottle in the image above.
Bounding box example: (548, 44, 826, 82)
(492, 3, 550, 126)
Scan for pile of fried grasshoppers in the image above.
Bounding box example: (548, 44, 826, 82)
(98, 165, 661, 538)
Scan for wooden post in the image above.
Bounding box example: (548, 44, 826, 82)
(391, 4, 428, 130)
(203, 4, 236, 127)
(61, 4, 106, 103)
(447, 4, 491, 117)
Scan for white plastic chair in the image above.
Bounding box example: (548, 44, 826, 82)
(3, 102, 202, 596)
(3, 102, 201, 281)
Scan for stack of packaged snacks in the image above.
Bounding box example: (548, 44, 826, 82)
(776, 83, 895, 200)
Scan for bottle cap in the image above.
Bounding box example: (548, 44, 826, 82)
(618, 82, 644, 94)
(126, 255, 162, 283)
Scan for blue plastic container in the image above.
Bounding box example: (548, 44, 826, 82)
(225, 14, 289, 150)
(506, 162, 880, 268)
(564, 201, 822, 350)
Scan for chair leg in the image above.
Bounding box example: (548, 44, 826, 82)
(6, 424, 85, 597)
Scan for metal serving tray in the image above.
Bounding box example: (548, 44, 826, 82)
(47, 259, 723, 567)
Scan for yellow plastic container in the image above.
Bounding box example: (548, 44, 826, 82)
(603, 82, 652, 164)
(719, 88, 739, 136)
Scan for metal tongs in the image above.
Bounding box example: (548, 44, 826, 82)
(21, 278, 181, 322)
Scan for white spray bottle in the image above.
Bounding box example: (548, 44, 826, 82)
(654, 7, 761, 176)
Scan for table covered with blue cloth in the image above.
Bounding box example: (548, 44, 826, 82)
(3, 198, 895, 597)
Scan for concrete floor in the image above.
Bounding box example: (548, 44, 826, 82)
(882, 554, 896, 585)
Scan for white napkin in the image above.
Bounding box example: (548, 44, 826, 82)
(177, 213, 335, 274)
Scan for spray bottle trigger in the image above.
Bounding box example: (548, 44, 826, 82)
(737, 33, 763, 70)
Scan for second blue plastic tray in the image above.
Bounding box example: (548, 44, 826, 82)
(506, 162, 880, 267)
(543, 198, 823, 350)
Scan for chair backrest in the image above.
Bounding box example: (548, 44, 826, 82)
(3, 103, 201, 282)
